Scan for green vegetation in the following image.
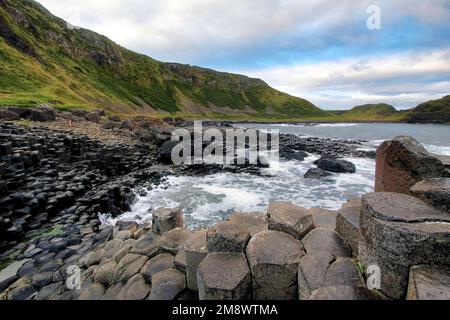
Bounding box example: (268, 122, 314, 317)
(405, 95, 450, 123)
(0, 0, 327, 118)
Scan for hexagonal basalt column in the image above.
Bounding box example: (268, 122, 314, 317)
(246, 230, 305, 300)
(358, 192, 450, 299)
(207, 221, 250, 253)
(184, 229, 208, 291)
(197, 253, 251, 300)
(152, 208, 183, 235)
(267, 202, 314, 240)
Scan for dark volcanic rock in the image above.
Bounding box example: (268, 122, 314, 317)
(304, 168, 332, 179)
(315, 156, 356, 173)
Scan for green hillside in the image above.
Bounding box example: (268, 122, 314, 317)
(0, 0, 327, 118)
(405, 95, 450, 123)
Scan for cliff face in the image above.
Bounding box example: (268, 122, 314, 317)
(0, 0, 327, 118)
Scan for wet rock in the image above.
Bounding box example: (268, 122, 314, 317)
(31, 271, 54, 288)
(141, 253, 174, 283)
(410, 178, 450, 212)
(407, 265, 450, 300)
(336, 205, 361, 256)
(184, 229, 208, 291)
(315, 156, 356, 174)
(267, 202, 314, 240)
(159, 140, 180, 164)
(117, 274, 151, 300)
(375, 136, 447, 195)
(246, 230, 305, 300)
(304, 168, 332, 179)
(228, 212, 268, 236)
(152, 208, 183, 235)
(207, 221, 250, 253)
(302, 228, 351, 258)
(148, 269, 186, 300)
(197, 253, 251, 300)
(35, 282, 64, 300)
(358, 192, 450, 299)
(309, 286, 381, 300)
(280, 149, 308, 161)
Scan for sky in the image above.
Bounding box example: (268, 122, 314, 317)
(36, 0, 450, 110)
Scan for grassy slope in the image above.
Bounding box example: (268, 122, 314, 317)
(0, 0, 327, 118)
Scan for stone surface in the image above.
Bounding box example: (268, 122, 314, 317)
(228, 212, 268, 236)
(0, 277, 37, 300)
(407, 265, 450, 300)
(112, 253, 148, 284)
(298, 251, 335, 300)
(184, 229, 208, 291)
(309, 286, 381, 300)
(93, 260, 117, 287)
(152, 208, 183, 235)
(117, 274, 151, 300)
(174, 248, 186, 273)
(302, 228, 351, 258)
(148, 269, 186, 300)
(141, 253, 174, 283)
(324, 258, 365, 287)
(206, 221, 250, 253)
(246, 230, 305, 299)
(309, 208, 337, 230)
(78, 283, 106, 300)
(358, 192, 450, 299)
(130, 233, 160, 257)
(158, 228, 192, 255)
(197, 253, 251, 300)
(410, 178, 450, 212)
(0, 259, 30, 292)
(336, 205, 360, 256)
(375, 136, 447, 195)
(267, 202, 314, 240)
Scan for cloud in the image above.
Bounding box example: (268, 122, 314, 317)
(34, 0, 450, 109)
(235, 48, 450, 109)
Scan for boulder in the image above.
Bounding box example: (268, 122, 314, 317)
(206, 221, 250, 253)
(148, 269, 186, 300)
(159, 140, 181, 164)
(197, 253, 251, 300)
(267, 202, 314, 240)
(304, 168, 332, 179)
(117, 274, 151, 300)
(336, 205, 361, 256)
(358, 192, 450, 299)
(407, 265, 450, 300)
(184, 229, 208, 291)
(141, 253, 174, 283)
(309, 285, 381, 300)
(280, 149, 308, 161)
(84, 111, 102, 123)
(302, 228, 351, 258)
(0, 108, 20, 121)
(93, 260, 117, 287)
(228, 212, 268, 236)
(375, 136, 447, 195)
(246, 230, 305, 300)
(410, 178, 450, 212)
(152, 208, 183, 235)
(315, 156, 356, 174)
(30, 104, 56, 122)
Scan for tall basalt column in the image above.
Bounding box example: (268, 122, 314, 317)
(358, 192, 450, 299)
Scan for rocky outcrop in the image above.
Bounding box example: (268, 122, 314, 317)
(314, 156, 356, 174)
(375, 136, 448, 195)
(410, 178, 450, 212)
(358, 192, 450, 299)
